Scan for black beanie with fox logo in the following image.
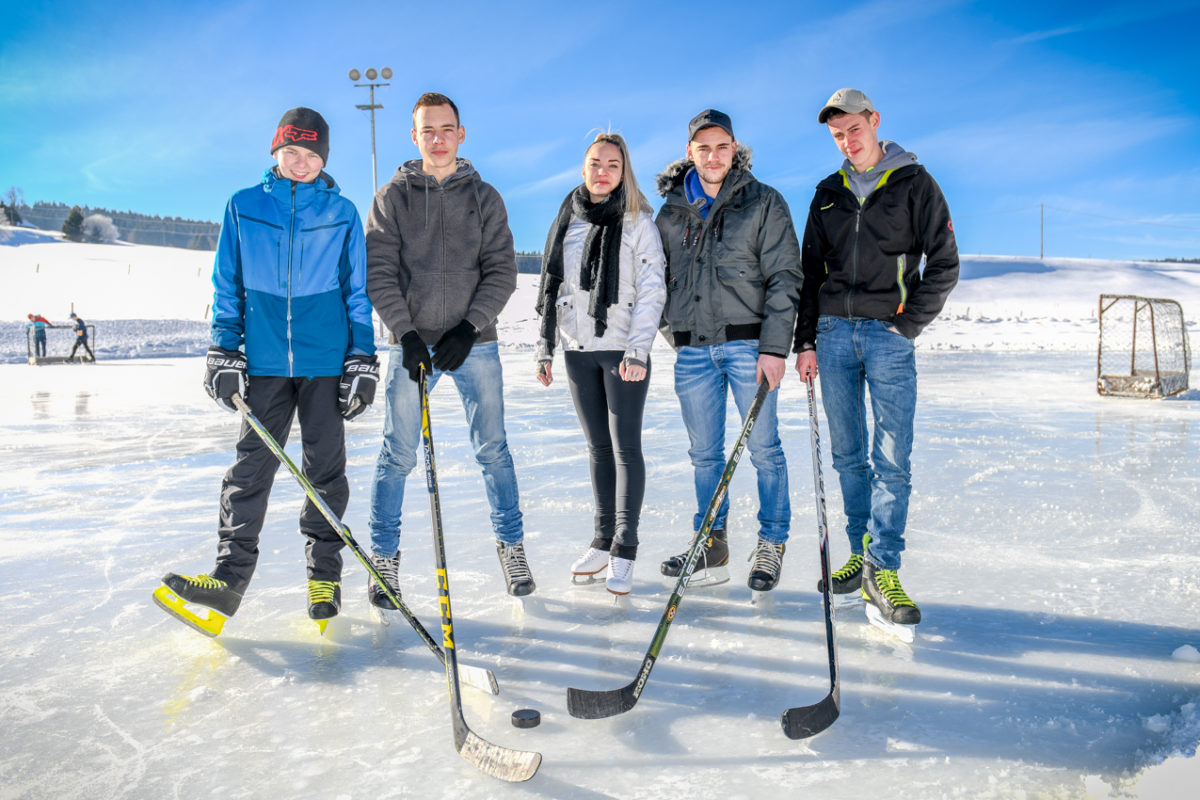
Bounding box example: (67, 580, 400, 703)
(270, 107, 329, 165)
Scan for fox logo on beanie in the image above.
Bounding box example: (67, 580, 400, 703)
(271, 107, 330, 165)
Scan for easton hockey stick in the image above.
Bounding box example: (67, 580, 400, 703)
(419, 370, 542, 782)
(781, 375, 840, 738)
(567, 380, 771, 719)
(226, 393, 499, 695)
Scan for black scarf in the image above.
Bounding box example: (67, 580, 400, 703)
(536, 183, 625, 350)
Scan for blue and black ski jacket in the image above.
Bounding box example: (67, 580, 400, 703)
(211, 168, 374, 377)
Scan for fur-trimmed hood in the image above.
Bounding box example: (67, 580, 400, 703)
(655, 146, 754, 197)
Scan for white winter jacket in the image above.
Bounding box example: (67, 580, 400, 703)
(536, 209, 666, 364)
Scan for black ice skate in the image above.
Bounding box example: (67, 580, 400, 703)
(153, 572, 243, 637)
(660, 528, 729, 587)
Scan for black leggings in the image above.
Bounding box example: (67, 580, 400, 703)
(564, 350, 650, 559)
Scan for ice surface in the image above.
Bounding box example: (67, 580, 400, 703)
(2, 231, 1198, 798)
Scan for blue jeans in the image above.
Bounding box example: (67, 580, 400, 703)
(673, 341, 790, 544)
(368, 340, 524, 553)
(816, 316, 917, 571)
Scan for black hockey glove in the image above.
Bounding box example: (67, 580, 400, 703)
(432, 319, 479, 373)
(400, 331, 432, 383)
(338, 354, 380, 420)
(203, 346, 246, 413)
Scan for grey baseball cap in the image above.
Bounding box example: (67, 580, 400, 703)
(818, 88, 875, 123)
(688, 108, 735, 141)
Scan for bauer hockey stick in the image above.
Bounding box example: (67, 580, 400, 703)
(567, 380, 770, 719)
(418, 371, 542, 782)
(780, 375, 840, 738)
(229, 393, 499, 696)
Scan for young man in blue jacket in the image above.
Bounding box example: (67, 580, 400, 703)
(156, 108, 378, 636)
(794, 89, 959, 635)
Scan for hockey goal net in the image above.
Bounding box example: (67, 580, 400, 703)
(1097, 294, 1191, 398)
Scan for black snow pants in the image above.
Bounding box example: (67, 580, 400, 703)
(211, 375, 348, 595)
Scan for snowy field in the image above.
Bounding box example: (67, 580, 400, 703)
(2, 229, 1199, 799)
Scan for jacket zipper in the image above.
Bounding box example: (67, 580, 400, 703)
(287, 182, 296, 376)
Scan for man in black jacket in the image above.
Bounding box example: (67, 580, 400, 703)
(794, 89, 958, 635)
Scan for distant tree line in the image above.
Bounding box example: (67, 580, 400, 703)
(16, 200, 219, 250)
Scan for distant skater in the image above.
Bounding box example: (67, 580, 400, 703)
(26, 313, 53, 358)
(67, 312, 94, 361)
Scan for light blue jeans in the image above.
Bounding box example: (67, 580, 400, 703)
(368, 340, 524, 553)
(815, 316, 917, 571)
(673, 340, 790, 544)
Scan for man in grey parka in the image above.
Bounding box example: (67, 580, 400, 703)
(365, 92, 533, 601)
(655, 109, 802, 593)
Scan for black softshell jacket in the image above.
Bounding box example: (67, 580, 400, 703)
(794, 163, 958, 348)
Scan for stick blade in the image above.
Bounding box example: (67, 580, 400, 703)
(457, 729, 541, 782)
(458, 662, 500, 695)
(566, 683, 638, 719)
(781, 690, 840, 740)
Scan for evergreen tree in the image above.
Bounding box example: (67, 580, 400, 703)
(62, 205, 84, 241)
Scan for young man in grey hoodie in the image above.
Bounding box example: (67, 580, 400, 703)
(793, 89, 959, 637)
(364, 92, 533, 601)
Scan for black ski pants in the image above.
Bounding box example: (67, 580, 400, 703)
(564, 350, 650, 559)
(69, 339, 94, 360)
(212, 375, 348, 595)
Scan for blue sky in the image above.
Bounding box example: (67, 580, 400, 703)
(2, 0, 1198, 260)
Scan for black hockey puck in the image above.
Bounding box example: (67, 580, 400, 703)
(511, 708, 541, 729)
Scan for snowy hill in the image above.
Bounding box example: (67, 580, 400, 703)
(4, 224, 1200, 358)
(1, 226, 1197, 798)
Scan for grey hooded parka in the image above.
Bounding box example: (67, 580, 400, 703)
(653, 148, 802, 357)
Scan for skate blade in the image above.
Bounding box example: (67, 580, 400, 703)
(750, 589, 776, 608)
(571, 572, 606, 587)
(673, 565, 730, 589)
(368, 603, 395, 626)
(152, 585, 226, 637)
(865, 603, 917, 643)
(833, 593, 865, 609)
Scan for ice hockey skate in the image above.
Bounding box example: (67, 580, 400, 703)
(367, 552, 401, 625)
(153, 572, 243, 637)
(820, 552, 865, 609)
(861, 561, 919, 643)
(308, 580, 341, 634)
(660, 528, 729, 587)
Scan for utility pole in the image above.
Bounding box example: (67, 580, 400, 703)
(348, 67, 392, 196)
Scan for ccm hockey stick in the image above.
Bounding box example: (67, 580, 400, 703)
(567, 380, 770, 719)
(780, 376, 840, 738)
(228, 394, 499, 696)
(419, 371, 541, 782)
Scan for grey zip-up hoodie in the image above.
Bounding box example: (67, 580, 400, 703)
(842, 141, 918, 202)
(366, 158, 517, 345)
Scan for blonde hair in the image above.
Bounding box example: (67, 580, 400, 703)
(585, 132, 648, 217)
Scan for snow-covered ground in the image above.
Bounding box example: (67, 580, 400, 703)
(2, 228, 1198, 799)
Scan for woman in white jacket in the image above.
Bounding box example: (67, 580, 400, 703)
(535, 132, 667, 595)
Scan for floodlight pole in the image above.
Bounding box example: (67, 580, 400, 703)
(348, 68, 392, 196)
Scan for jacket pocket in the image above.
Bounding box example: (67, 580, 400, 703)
(716, 262, 765, 318)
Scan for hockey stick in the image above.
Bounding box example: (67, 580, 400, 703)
(418, 370, 542, 782)
(567, 380, 770, 719)
(781, 375, 840, 739)
(228, 393, 499, 696)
